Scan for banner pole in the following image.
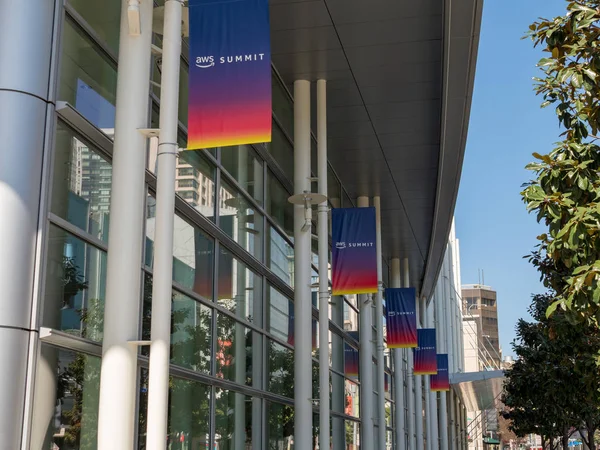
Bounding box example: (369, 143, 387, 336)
(374, 197, 386, 450)
(403, 258, 416, 450)
(317, 79, 330, 450)
(146, 1, 182, 449)
(293, 79, 312, 450)
(357, 196, 374, 450)
(391, 258, 406, 450)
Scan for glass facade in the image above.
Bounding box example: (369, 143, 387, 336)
(30, 1, 393, 449)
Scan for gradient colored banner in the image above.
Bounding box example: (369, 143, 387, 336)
(345, 331, 359, 379)
(188, 0, 271, 149)
(385, 288, 417, 348)
(413, 329, 437, 375)
(331, 208, 378, 295)
(430, 354, 450, 392)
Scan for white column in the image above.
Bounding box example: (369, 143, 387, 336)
(146, 1, 182, 449)
(358, 196, 374, 450)
(0, 0, 57, 447)
(427, 298, 439, 450)
(439, 257, 450, 450)
(317, 79, 330, 450)
(374, 197, 386, 450)
(415, 298, 424, 450)
(391, 258, 405, 450)
(449, 391, 457, 450)
(293, 79, 312, 450)
(403, 258, 415, 450)
(97, 1, 153, 448)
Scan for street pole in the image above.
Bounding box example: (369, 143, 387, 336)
(317, 78, 330, 450)
(146, 1, 183, 449)
(374, 197, 386, 450)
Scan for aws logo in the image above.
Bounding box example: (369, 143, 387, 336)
(195, 53, 266, 69)
(195, 56, 215, 68)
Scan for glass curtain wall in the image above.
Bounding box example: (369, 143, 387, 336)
(33, 1, 392, 449)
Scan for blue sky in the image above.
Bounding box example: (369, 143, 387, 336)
(455, 0, 568, 357)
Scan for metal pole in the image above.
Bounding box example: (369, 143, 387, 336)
(293, 79, 312, 450)
(146, 1, 182, 449)
(403, 258, 415, 450)
(374, 197, 386, 450)
(358, 196, 374, 450)
(415, 298, 424, 450)
(439, 257, 450, 450)
(391, 258, 406, 450)
(427, 298, 439, 450)
(317, 79, 330, 450)
(97, 1, 153, 448)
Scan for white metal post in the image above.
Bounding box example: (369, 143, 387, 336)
(317, 79, 330, 450)
(374, 197, 386, 450)
(439, 257, 450, 450)
(403, 258, 415, 450)
(146, 1, 183, 449)
(427, 298, 439, 450)
(358, 196, 374, 450)
(97, 1, 153, 448)
(391, 258, 405, 450)
(415, 298, 424, 450)
(294, 79, 312, 450)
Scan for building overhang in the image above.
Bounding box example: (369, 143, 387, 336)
(270, 0, 483, 296)
(450, 370, 505, 412)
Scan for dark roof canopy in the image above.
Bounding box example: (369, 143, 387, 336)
(270, 0, 483, 297)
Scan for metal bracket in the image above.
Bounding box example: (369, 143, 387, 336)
(128, 340, 152, 346)
(138, 128, 160, 138)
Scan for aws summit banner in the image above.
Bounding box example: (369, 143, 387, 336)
(385, 288, 417, 348)
(188, 0, 272, 149)
(413, 329, 437, 375)
(331, 208, 378, 296)
(430, 354, 450, 392)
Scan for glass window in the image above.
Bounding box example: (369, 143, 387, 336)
(219, 181, 263, 261)
(345, 380, 360, 418)
(266, 401, 294, 450)
(331, 372, 345, 414)
(68, 0, 121, 55)
(266, 123, 293, 182)
(59, 17, 117, 131)
(52, 122, 112, 242)
(328, 165, 341, 207)
(216, 314, 253, 386)
(343, 301, 359, 332)
(272, 72, 293, 135)
(346, 420, 360, 450)
(37, 347, 100, 449)
(267, 225, 293, 287)
(214, 390, 253, 450)
(151, 51, 189, 129)
(267, 340, 294, 398)
(138, 372, 212, 449)
(267, 286, 293, 342)
(221, 145, 264, 204)
(141, 274, 212, 373)
(145, 204, 215, 300)
(44, 225, 106, 341)
(266, 171, 293, 238)
(216, 250, 261, 326)
(176, 150, 217, 220)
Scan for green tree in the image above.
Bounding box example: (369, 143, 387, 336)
(522, 1, 600, 322)
(502, 294, 600, 449)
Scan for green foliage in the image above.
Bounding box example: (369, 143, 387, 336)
(522, 1, 600, 322)
(502, 294, 600, 448)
